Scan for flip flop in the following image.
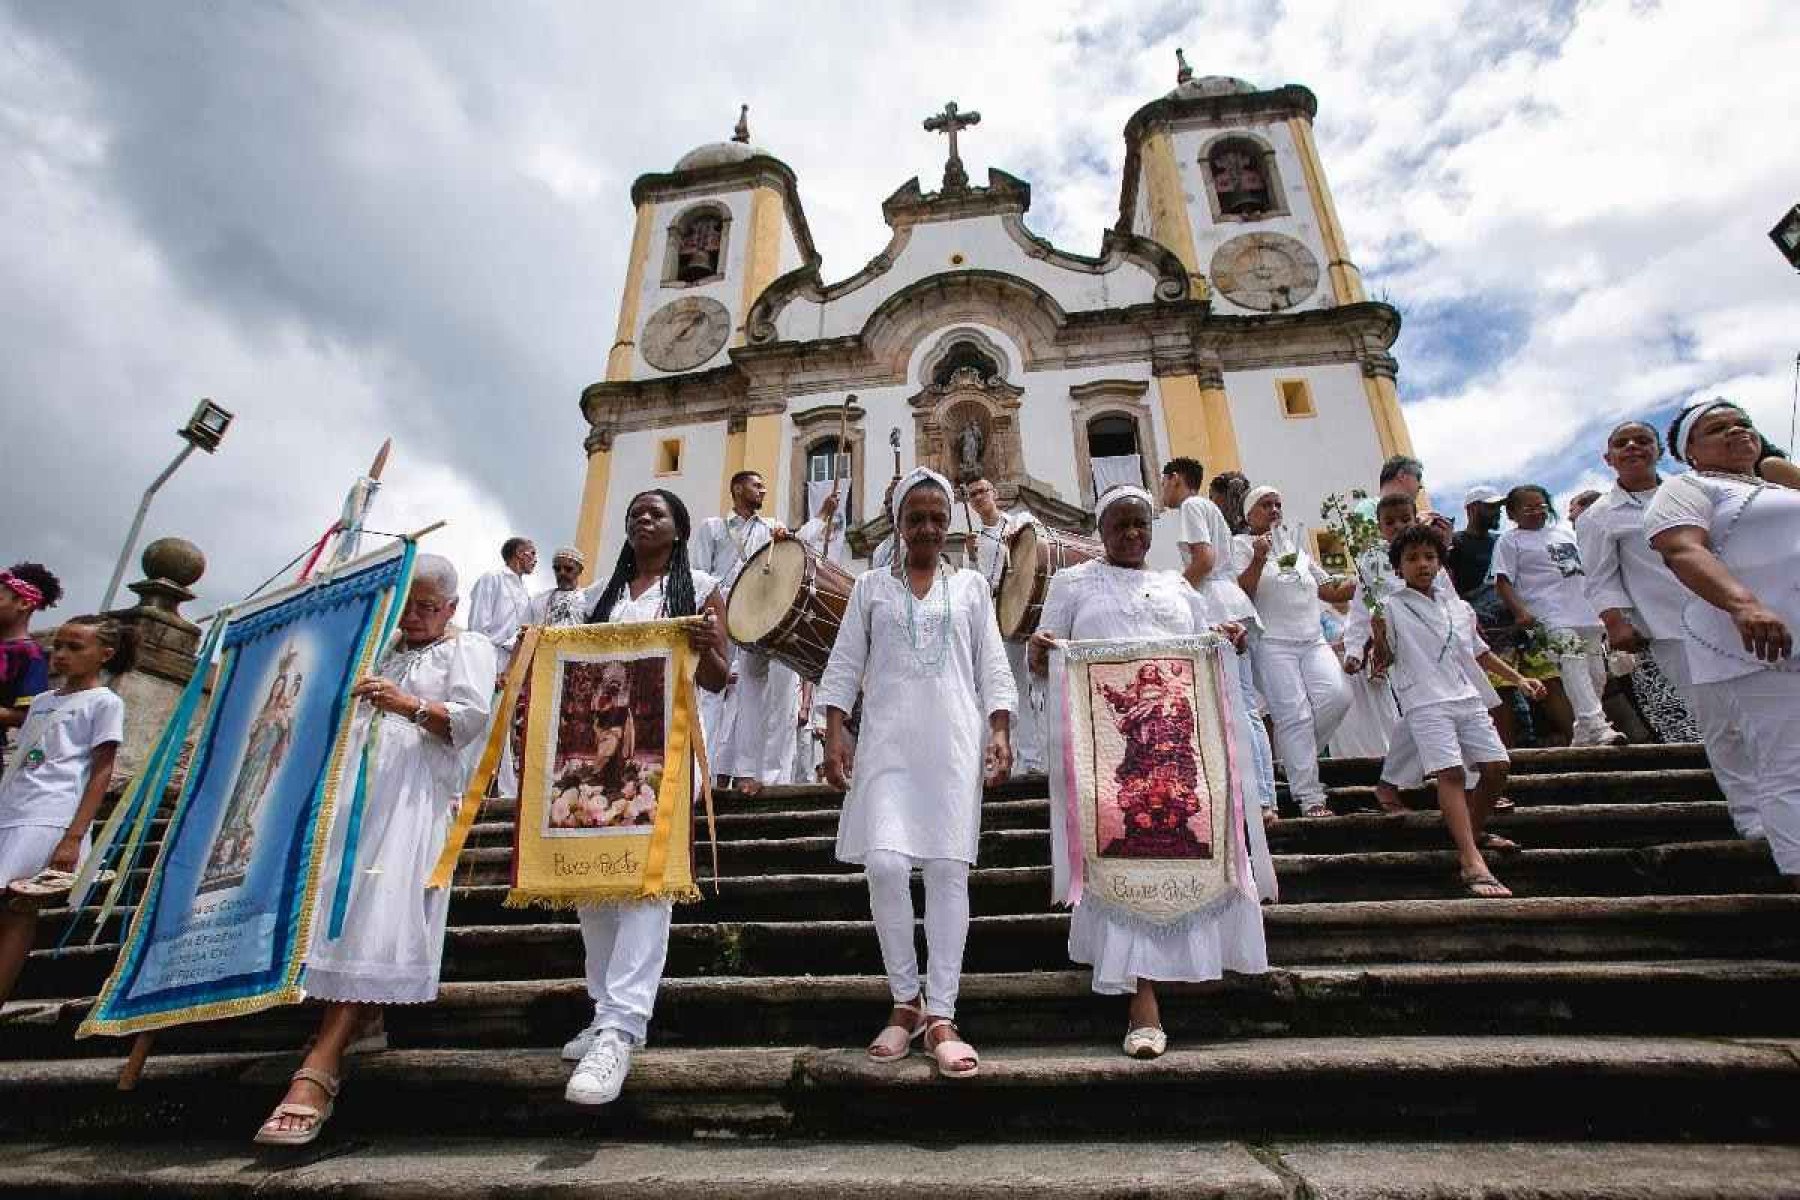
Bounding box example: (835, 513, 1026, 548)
(1458, 869, 1513, 899)
(1478, 832, 1523, 855)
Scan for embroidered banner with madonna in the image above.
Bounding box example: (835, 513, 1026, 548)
(1056, 634, 1251, 927)
(82, 543, 415, 1037)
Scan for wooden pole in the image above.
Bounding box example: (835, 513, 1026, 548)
(118, 1032, 154, 1091)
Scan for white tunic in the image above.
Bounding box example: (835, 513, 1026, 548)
(1576, 482, 1689, 641)
(817, 567, 1016, 865)
(466, 570, 532, 662)
(305, 630, 495, 1004)
(1230, 536, 1330, 643)
(1036, 560, 1268, 993)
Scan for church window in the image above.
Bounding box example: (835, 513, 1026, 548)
(804, 436, 850, 519)
(664, 204, 730, 286)
(1205, 137, 1280, 220)
(931, 340, 1001, 387)
(1084, 412, 1148, 496)
(1277, 378, 1316, 419)
(655, 438, 683, 476)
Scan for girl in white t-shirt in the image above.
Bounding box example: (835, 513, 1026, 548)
(0, 614, 134, 1005)
(1492, 485, 1624, 747)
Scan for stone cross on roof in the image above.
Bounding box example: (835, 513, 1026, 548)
(923, 100, 981, 191)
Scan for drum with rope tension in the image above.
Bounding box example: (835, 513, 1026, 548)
(725, 538, 854, 682)
(995, 522, 1101, 641)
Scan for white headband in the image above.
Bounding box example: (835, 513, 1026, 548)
(1244, 485, 1280, 515)
(1673, 399, 1740, 463)
(1095, 484, 1154, 520)
(892, 466, 953, 524)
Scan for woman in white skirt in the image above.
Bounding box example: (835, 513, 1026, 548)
(1030, 485, 1271, 1058)
(818, 467, 1015, 1079)
(1647, 400, 1799, 885)
(1232, 487, 1355, 817)
(258, 554, 495, 1145)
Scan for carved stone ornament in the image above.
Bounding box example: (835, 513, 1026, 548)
(1209, 233, 1320, 313)
(641, 296, 732, 372)
(909, 365, 1024, 490)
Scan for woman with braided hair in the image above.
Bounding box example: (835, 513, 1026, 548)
(562, 488, 729, 1106)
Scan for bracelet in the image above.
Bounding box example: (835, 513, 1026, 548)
(410, 698, 430, 726)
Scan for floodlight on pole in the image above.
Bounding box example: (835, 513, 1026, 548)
(100, 399, 235, 612)
(1771, 204, 1800, 271)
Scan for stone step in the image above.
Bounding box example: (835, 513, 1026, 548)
(1, 1036, 1794, 1142)
(5, 1137, 1797, 1199)
(10, 959, 1797, 1060)
(22, 893, 1795, 1001)
(1317, 740, 1709, 782)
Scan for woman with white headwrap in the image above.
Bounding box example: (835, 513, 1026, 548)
(1647, 400, 1800, 884)
(1027, 485, 1272, 1058)
(817, 467, 1016, 1079)
(1231, 486, 1356, 817)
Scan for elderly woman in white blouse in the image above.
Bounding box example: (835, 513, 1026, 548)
(257, 554, 496, 1145)
(1646, 400, 1798, 885)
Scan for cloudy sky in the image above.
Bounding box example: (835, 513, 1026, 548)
(4, 0, 1796, 615)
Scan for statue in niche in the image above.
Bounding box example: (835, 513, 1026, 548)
(954, 419, 987, 481)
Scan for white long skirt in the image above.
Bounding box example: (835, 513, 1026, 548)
(304, 718, 457, 1004)
(1331, 674, 1396, 758)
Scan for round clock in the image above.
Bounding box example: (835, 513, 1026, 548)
(1209, 233, 1321, 313)
(640, 296, 732, 372)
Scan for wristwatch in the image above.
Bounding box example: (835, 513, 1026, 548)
(410, 698, 430, 726)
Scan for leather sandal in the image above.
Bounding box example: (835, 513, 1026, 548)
(1458, 868, 1513, 899)
(253, 1066, 340, 1146)
(924, 1017, 980, 1079)
(866, 997, 926, 1061)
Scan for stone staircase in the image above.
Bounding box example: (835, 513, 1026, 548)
(2, 742, 1797, 1197)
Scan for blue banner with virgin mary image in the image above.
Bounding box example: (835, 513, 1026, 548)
(81, 544, 414, 1037)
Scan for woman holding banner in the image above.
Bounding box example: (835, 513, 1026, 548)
(257, 554, 495, 1146)
(1029, 485, 1272, 1059)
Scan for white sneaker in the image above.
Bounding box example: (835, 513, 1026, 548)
(561, 1015, 605, 1062)
(1572, 718, 1626, 747)
(565, 1030, 632, 1106)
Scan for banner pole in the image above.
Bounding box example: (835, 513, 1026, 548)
(118, 1032, 154, 1091)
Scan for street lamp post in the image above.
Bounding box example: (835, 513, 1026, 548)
(100, 399, 234, 612)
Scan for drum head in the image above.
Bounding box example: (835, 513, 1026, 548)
(726, 539, 810, 644)
(995, 523, 1044, 637)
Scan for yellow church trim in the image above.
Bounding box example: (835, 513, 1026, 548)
(1359, 371, 1415, 461)
(1287, 116, 1366, 306)
(605, 201, 656, 381)
(573, 443, 613, 584)
(1158, 375, 1241, 477)
(1139, 131, 1204, 287)
(719, 412, 784, 512)
(736, 185, 785, 346)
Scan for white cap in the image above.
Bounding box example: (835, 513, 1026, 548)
(1463, 485, 1504, 507)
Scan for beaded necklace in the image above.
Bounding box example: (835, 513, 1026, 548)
(895, 561, 953, 672)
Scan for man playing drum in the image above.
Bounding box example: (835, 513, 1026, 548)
(966, 478, 1044, 775)
(691, 471, 799, 794)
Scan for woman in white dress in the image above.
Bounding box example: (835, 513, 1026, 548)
(1029, 485, 1271, 1057)
(1646, 400, 1799, 885)
(1231, 487, 1355, 817)
(258, 554, 495, 1145)
(559, 488, 730, 1106)
(817, 468, 1015, 1079)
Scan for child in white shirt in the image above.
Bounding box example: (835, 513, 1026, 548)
(1374, 526, 1545, 898)
(1493, 485, 1623, 746)
(0, 614, 134, 1004)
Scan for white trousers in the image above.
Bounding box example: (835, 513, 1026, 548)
(576, 900, 673, 1045)
(1228, 648, 1277, 811)
(1648, 639, 1764, 838)
(1005, 641, 1045, 775)
(716, 652, 800, 785)
(1253, 638, 1352, 809)
(1551, 625, 1617, 740)
(865, 849, 970, 1020)
(1690, 671, 1800, 869)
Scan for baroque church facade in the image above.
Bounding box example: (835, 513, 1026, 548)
(571, 57, 1416, 576)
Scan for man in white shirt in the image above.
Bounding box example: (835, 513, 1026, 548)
(964, 477, 1043, 775)
(690, 470, 797, 794)
(795, 487, 852, 570)
(467, 537, 537, 795)
(529, 547, 594, 629)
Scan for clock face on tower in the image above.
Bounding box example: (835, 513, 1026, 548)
(1209, 233, 1321, 313)
(641, 296, 732, 372)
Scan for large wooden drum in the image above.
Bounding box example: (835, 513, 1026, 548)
(725, 538, 855, 682)
(995, 522, 1101, 641)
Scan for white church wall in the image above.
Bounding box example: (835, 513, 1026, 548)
(1224, 362, 1383, 534)
(774, 214, 1163, 343)
(627, 189, 756, 379)
(1168, 122, 1337, 318)
(602, 420, 730, 554)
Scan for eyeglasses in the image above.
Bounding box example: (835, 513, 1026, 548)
(403, 596, 451, 617)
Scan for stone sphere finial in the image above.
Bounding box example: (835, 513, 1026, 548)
(141, 537, 206, 589)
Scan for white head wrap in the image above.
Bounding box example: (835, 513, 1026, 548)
(1243, 485, 1281, 517)
(1672, 399, 1741, 463)
(552, 545, 585, 567)
(891, 466, 953, 525)
(1095, 484, 1154, 520)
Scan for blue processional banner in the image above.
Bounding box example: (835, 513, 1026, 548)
(80, 544, 415, 1037)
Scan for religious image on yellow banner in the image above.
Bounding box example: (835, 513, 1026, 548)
(504, 619, 708, 909)
(545, 656, 666, 834)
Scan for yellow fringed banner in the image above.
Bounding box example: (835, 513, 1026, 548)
(504, 618, 707, 909)
(427, 625, 541, 890)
